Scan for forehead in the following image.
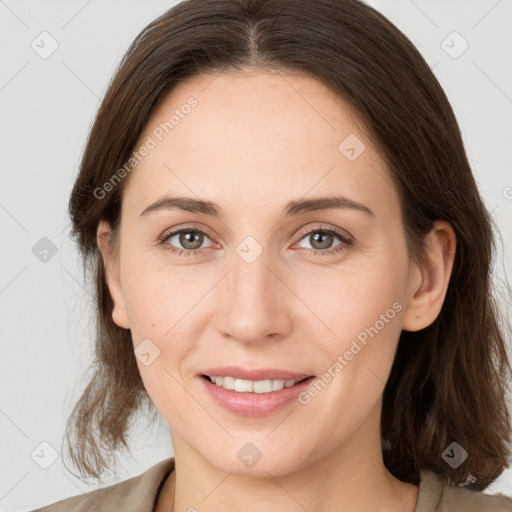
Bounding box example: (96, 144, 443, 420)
(123, 70, 399, 223)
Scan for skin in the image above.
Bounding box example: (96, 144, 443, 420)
(97, 68, 456, 512)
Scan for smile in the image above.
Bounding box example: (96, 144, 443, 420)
(203, 375, 309, 393)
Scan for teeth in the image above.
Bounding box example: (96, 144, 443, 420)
(207, 376, 299, 393)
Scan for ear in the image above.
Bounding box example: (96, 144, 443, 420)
(402, 220, 456, 332)
(96, 220, 130, 329)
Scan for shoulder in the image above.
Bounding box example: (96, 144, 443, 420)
(418, 469, 512, 512)
(30, 457, 175, 512)
(439, 482, 512, 512)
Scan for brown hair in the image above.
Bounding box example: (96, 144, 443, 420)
(64, 0, 511, 490)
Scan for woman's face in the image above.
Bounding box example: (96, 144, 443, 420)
(103, 69, 420, 476)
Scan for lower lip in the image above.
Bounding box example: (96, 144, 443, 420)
(199, 375, 315, 417)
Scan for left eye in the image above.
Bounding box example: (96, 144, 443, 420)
(295, 228, 350, 252)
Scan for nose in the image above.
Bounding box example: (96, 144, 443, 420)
(215, 249, 293, 346)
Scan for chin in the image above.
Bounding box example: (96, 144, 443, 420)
(199, 437, 311, 478)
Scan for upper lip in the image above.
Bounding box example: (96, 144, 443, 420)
(200, 366, 313, 381)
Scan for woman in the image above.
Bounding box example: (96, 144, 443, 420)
(33, 0, 512, 511)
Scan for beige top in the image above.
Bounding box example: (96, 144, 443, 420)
(32, 457, 512, 511)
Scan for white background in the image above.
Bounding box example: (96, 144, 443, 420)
(1, 1, 511, 510)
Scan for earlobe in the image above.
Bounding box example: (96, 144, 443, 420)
(112, 305, 130, 330)
(402, 220, 456, 332)
(96, 220, 130, 329)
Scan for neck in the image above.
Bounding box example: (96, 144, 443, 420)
(156, 400, 418, 512)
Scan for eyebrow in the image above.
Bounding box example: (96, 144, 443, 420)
(139, 194, 375, 219)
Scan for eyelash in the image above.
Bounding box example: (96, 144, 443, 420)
(157, 225, 353, 258)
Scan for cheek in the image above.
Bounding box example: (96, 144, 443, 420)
(123, 267, 201, 419)
(300, 252, 407, 394)
(119, 246, 209, 340)
(134, 360, 196, 433)
(298, 257, 405, 339)
(298, 271, 405, 439)
(117, 260, 203, 417)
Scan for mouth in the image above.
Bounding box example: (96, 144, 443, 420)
(199, 371, 316, 416)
